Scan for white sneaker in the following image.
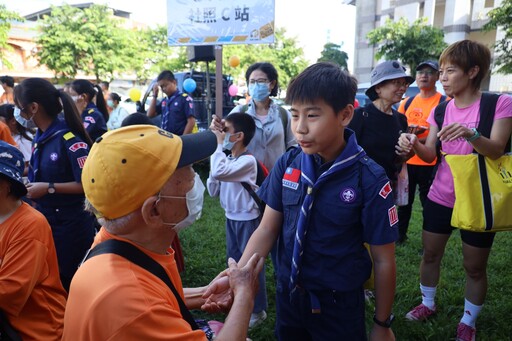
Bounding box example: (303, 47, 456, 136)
(249, 310, 267, 329)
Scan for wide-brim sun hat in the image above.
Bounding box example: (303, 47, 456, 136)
(365, 60, 414, 100)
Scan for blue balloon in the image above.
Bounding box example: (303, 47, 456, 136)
(183, 78, 197, 93)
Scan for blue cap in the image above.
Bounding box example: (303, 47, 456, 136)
(0, 141, 27, 196)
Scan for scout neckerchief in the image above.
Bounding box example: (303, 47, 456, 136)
(289, 133, 364, 312)
(160, 91, 181, 131)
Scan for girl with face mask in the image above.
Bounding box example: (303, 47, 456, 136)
(13, 78, 95, 292)
(106, 92, 130, 130)
(228, 62, 296, 171)
(67, 79, 108, 142)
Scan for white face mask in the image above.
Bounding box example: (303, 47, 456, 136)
(159, 173, 205, 233)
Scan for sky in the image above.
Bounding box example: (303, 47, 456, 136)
(5, 0, 356, 70)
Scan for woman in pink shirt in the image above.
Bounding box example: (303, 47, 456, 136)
(399, 40, 512, 341)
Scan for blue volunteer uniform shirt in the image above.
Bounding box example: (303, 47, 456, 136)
(82, 102, 107, 142)
(28, 119, 89, 208)
(258, 129, 398, 292)
(156, 90, 195, 135)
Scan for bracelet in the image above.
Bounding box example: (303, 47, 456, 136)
(465, 128, 481, 142)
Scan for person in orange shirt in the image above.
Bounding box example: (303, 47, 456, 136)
(63, 126, 264, 341)
(396, 61, 449, 245)
(0, 76, 14, 104)
(0, 120, 16, 146)
(0, 141, 67, 340)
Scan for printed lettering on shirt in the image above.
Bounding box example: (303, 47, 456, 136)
(340, 187, 356, 203)
(282, 167, 300, 190)
(84, 116, 96, 124)
(69, 142, 88, 152)
(388, 206, 398, 226)
(50, 152, 58, 161)
(379, 181, 392, 199)
(77, 156, 87, 169)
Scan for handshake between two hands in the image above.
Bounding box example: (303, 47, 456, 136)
(200, 253, 264, 314)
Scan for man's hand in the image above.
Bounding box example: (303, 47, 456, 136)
(202, 270, 232, 313)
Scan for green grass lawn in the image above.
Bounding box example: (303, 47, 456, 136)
(180, 170, 512, 340)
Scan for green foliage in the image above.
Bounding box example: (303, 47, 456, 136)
(367, 17, 447, 72)
(317, 42, 349, 70)
(484, 0, 512, 74)
(222, 28, 308, 92)
(36, 4, 134, 81)
(0, 5, 24, 69)
(181, 175, 512, 340)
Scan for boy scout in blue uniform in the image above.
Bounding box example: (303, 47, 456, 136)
(147, 70, 196, 135)
(208, 62, 398, 340)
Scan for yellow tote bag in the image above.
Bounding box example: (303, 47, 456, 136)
(445, 153, 512, 232)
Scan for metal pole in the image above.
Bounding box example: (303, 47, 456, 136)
(214, 45, 223, 121)
(205, 60, 212, 127)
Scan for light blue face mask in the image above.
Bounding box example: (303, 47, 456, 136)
(249, 83, 270, 102)
(222, 133, 236, 151)
(14, 106, 37, 129)
(107, 99, 114, 107)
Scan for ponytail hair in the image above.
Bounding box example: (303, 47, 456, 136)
(71, 79, 109, 122)
(14, 78, 93, 147)
(59, 90, 94, 147)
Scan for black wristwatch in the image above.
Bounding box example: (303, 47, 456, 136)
(373, 313, 394, 328)
(48, 182, 56, 194)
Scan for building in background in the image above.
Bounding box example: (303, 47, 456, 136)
(351, 0, 511, 92)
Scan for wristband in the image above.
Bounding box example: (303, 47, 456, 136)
(465, 128, 481, 142)
(373, 313, 394, 328)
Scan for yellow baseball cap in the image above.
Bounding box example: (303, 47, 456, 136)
(82, 125, 216, 220)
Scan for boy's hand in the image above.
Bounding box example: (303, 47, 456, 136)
(370, 325, 395, 341)
(152, 84, 160, 97)
(210, 115, 226, 144)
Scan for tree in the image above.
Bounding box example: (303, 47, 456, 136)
(484, 0, 512, 74)
(367, 17, 447, 72)
(0, 5, 24, 69)
(317, 43, 349, 70)
(36, 4, 133, 81)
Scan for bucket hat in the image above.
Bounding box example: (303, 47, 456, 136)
(0, 140, 27, 196)
(365, 61, 414, 100)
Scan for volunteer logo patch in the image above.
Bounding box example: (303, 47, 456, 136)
(77, 156, 87, 169)
(388, 206, 398, 226)
(282, 167, 300, 190)
(340, 187, 356, 203)
(379, 181, 392, 199)
(69, 142, 88, 152)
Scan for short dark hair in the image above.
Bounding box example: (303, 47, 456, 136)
(157, 70, 176, 82)
(110, 92, 122, 102)
(99, 81, 109, 89)
(121, 113, 155, 127)
(286, 62, 357, 113)
(439, 40, 490, 91)
(225, 113, 256, 147)
(0, 76, 14, 88)
(245, 62, 279, 97)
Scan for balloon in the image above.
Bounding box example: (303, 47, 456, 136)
(354, 98, 360, 109)
(228, 84, 238, 97)
(183, 78, 197, 93)
(128, 88, 141, 102)
(229, 55, 240, 68)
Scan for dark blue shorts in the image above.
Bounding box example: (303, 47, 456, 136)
(423, 198, 495, 248)
(275, 281, 366, 341)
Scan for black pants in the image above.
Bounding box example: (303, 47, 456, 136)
(397, 164, 435, 241)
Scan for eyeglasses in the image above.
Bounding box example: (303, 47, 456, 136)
(248, 78, 269, 85)
(388, 79, 409, 88)
(417, 70, 436, 76)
